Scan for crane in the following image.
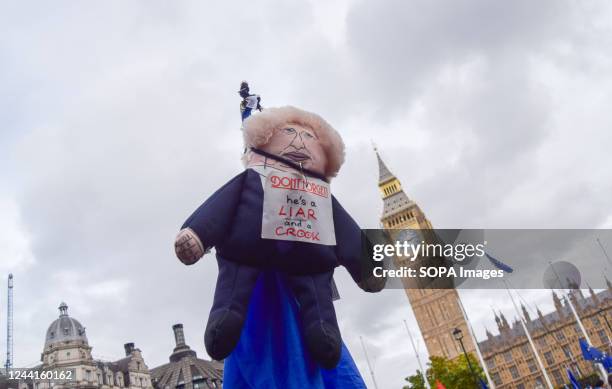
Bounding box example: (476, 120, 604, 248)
(5, 273, 13, 371)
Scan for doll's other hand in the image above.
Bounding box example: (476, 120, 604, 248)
(175, 228, 205, 265)
(357, 274, 387, 293)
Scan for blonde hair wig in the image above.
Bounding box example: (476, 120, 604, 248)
(242, 106, 345, 178)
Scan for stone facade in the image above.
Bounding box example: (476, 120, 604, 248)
(479, 288, 612, 388)
(375, 149, 612, 387)
(376, 150, 476, 360)
(17, 303, 153, 389)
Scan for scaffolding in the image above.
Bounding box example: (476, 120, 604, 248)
(5, 273, 13, 371)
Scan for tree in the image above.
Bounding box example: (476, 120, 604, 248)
(404, 370, 426, 389)
(403, 355, 485, 389)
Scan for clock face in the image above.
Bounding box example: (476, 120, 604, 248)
(396, 228, 421, 245)
(394, 229, 421, 261)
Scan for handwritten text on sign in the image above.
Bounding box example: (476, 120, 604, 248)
(261, 172, 336, 245)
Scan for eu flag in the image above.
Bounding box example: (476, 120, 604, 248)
(579, 339, 612, 373)
(567, 368, 581, 389)
(580, 338, 603, 361)
(485, 253, 514, 273)
(580, 338, 595, 360)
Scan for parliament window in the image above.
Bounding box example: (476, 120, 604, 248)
(562, 344, 572, 358)
(537, 337, 547, 347)
(503, 350, 513, 362)
(593, 317, 601, 326)
(509, 365, 519, 379)
(552, 369, 563, 385)
(556, 331, 565, 340)
(544, 351, 554, 365)
(491, 372, 502, 386)
(521, 344, 530, 356)
(527, 358, 537, 373)
(598, 329, 608, 344)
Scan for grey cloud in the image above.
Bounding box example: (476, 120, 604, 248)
(2, 1, 612, 388)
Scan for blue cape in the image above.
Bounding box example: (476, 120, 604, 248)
(223, 272, 367, 389)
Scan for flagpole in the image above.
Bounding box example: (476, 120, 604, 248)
(597, 238, 612, 270)
(360, 336, 380, 389)
(549, 261, 611, 388)
(404, 320, 432, 389)
(456, 295, 496, 388)
(565, 294, 610, 388)
(503, 281, 554, 389)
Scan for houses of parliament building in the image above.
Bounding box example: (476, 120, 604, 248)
(375, 149, 612, 388)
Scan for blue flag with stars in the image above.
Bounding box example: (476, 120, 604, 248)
(579, 338, 612, 373)
(567, 368, 581, 389)
(485, 253, 513, 273)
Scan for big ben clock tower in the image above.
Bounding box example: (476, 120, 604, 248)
(375, 148, 475, 359)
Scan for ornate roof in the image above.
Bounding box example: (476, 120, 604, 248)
(376, 150, 395, 184)
(45, 302, 88, 348)
(150, 324, 223, 389)
(381, 191, 414, 219)
(375, 149, 416, 219)
(478, 289, 612, 355)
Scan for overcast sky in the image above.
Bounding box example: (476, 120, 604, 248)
(1, 1, 612, 388)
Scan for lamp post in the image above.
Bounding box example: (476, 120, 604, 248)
(453, 327, 479, 387)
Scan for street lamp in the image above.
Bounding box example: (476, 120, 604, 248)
(453, 328, 479, 386)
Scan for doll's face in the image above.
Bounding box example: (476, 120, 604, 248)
(259, 124, 327, 175)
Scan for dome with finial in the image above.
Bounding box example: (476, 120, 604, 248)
(44, 302, 88, 348)
(150, 324, 223, 389)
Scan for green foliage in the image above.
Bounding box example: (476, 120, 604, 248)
(404, 370, 426, 389)
(553, 372, 601, 389)
(403, 354, 485, 389)
(577, 373, 602, 388)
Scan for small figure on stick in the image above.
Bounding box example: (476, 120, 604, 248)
(239, 81, 262, 121)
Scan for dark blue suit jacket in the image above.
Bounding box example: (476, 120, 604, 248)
(182, 168, 368, 282)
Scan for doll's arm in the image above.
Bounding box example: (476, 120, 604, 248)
(175, 171, 247, 265)
(332, 197, 386, 292)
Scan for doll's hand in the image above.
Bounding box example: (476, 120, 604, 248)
(357, 274, 387, 293)
(357, 257, 388, 292)
(175, 228, 206, 265)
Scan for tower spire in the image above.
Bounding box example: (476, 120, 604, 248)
(521, 304, 531, 322)
(374, 148, 421, 228)
(588, 283, 599, 304)
(536, 306, 545, 323)
(552, 291, 564, 314)
(375, 146, 467, 360)
(500, 312, 510, 331)
(374, 147, 395, 185)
